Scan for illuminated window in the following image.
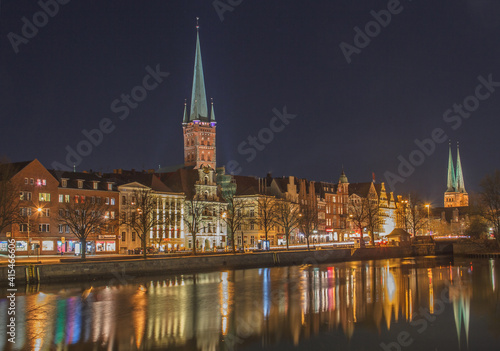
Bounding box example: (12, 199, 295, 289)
(111, 198, 115, 205)
(59, 194, 63, 203)
(93, 182, 98, 190)
(64, 195, 70, 203)
(42, 179, 46, 186)
(39, 193, 51, 202)
(78, 180, 83, 189)
(62, 179, 67, 187)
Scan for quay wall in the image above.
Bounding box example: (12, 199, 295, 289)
(1, 245, 438, 286)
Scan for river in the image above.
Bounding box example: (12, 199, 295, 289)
(1, 256, 499, 350)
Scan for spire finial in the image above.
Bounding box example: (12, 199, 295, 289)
(196, 17, 200, 30)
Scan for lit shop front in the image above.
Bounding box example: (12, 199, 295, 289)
(95, 235, 118, 253)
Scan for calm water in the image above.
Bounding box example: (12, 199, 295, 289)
(1, 256, 499, 351)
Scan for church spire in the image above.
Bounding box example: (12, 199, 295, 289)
(182, 99, 188, 123)
(447, 142, 456, 192)
(189, 17, 209, 122)
(456, 142, 466, 193)
(210, 98, 216, 122)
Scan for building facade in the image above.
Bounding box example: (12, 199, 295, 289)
(444, 143, 468, 207)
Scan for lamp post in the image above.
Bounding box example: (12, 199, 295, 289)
(27, 207, 42, 258)
(425, 204, 430, 235)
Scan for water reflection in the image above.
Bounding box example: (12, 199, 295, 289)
(1, 257, 499, 351)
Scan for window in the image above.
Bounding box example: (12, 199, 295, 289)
(42, 179, 46, 186)
(91, 196, 96, 204)
(20, 191, 32, 201)
(37, 179, 42, 186)
(121, 232, 126, 242)
(30, 178, 34, 185)
(78, 180, 83, 189)
(24, 178, 28, 184)
(59, 194, 63, 203)
(93, 182, 98, 190)
(74, 195, 79, 203)
(250, 209, 255, 217)
(97, 197, 102, 204)
(64, 195, 70, 203)
(122, 196, 127, 205)
(19, 224, 28, 232)
(59, 224, 64, 233)
(132, 232, 136, 241)
(42, 241, 54, 251)
(105, 197, 110, 205)
(110, 211, 115, 219)
(62, 179, 67, 187)
(111, 198, 115, 205)
(45, 209, 50, 217)
(39, 224, 50, 232)
(39, 193, 51, 202)
(250, 223, 255, 230)
(65, 225, 70, 233)
(107, 183, 113, 191)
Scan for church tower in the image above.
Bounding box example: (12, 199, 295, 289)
(183, 19, 217, 170)
(444, 143, 469, 207)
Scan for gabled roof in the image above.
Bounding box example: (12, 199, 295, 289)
(233, 175, 261, 196)
(105, 172, 174, 193)
(0, 160, 33, 178)
(158, 168, 200, 198)
(348, 182, 373, 197)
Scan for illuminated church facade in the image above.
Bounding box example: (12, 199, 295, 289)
(444, 143, 469, 208)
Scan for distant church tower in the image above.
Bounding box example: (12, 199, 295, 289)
(182, 19, 217, 170)
(444, 143, 468, 207)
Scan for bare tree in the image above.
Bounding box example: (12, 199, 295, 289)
(274, 200, 301, 250)
(58, 197, 115, 261)
(121, 188, 161, 259)
(221, 195, 250, 253)
(480, 170, 500, 242)
(0, 162, 20, 234)
(183, 196, 207, 255)
(299, 201, 318, 250)
(256, 196, 277, 244)
(406, 194, 428, 236)
(365, 198, 385, 245)
(348, 196, 370, 245)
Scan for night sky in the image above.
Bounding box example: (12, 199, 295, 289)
(1, 0, 499, 205)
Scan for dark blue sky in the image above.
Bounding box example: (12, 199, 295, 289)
(1, 0, 499, 205)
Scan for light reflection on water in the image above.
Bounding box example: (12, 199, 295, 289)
(1, 257, 500, 351)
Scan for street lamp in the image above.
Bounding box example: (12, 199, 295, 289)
(425, 204, 430, 235)
(27, 207, 42, 258)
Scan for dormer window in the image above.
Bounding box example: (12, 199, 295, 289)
(62, 179, 67, 188)
(107, 183, 113, 191)
(78, 180, 83, 189)
(93, 182, 98, 190)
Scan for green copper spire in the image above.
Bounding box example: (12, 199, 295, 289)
(189, 18, 209, 122)
(447, 143, 456, 192)
(210, 98, 216, 122)
(182, 99, 188, 123)
(456, 143, 466, 193)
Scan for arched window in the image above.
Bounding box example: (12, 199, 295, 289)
(204, 177, 208, 185)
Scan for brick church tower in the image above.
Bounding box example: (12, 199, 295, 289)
(182, 19, 217, 170)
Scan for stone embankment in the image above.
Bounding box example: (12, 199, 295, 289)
(1, 244, 442, 286)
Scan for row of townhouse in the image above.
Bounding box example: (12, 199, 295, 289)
(0, 159, 119, 255)
(0, 158, 404, 256)
(0, 160, 231, 255)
